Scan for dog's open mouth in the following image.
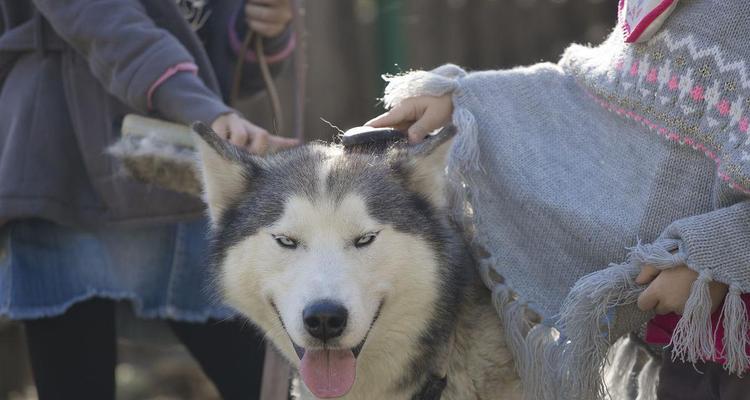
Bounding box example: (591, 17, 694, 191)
(279, 302, 383, 399)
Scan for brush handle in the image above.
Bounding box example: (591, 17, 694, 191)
(121, 114, 195, 148)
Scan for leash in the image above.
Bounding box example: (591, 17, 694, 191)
(231, 30, 284, 135)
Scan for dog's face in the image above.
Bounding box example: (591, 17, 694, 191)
(194, 124, 457, 398)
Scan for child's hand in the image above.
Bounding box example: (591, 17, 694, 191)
(636, 264, 728, 315)
(211, 113, 298, 155)
(245, 0, 293, 38)
(365, 95, 453, 143)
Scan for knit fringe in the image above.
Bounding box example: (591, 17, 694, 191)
(381, 63, 466, 109)
(670, 269, 716, 364)
(557, 261, 647, 399)
(492, 283, 561, 400)
(721, 285, 750, 376)
(627, 239, 686, 269)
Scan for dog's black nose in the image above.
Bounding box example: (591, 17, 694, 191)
(303, 301, 348, 341)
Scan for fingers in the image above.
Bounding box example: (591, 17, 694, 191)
(365, 99, 422, 129)
(245, 1, 292, 37)
(365, 96, 452, 143)
(635, 265, 661, 285)
(245, 3, 291, 24)
(637, 285, 660, 312)
(267, 136, 300, 153)
(248, 21, 286, 38)
(212, 113, 298, 156)
(407, 101, 450, 143)
(241, 120, 270, 154)
(228, 115, 250, 148)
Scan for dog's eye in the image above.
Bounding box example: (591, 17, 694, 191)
(354, 232, 378, 248)
(272, 235, 298, 249)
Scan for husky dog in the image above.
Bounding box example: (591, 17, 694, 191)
(192, 122, 522, 400)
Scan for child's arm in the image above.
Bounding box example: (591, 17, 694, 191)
(32, 0, 296, 154)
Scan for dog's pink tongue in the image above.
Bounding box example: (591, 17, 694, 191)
(299, 349, 356, 398)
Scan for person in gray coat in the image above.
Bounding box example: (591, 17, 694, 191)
(0, 1, 297, 399)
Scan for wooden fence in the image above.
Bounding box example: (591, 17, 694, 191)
(240, 0, 616, 142)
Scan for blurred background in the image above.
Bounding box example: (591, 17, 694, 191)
(1, 0, 614, 398)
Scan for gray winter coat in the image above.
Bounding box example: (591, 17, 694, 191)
(0, 0, 291, 227)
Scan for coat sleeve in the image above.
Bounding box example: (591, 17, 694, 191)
(32, 0, 232, 125)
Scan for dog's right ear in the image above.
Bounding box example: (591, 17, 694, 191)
(192, 122, 259, 224)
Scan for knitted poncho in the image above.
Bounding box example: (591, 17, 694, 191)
(381, 1, 750, 399)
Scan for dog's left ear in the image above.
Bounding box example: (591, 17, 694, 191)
(192, 121, 260, 224)
(403, 125, 457, 208)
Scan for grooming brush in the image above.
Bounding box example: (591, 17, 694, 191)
(341, 126, 406, 151)
(107, 114, 202, 196)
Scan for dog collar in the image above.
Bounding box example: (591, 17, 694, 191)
(412, 374, 447, 400)
(411, 330, 455, 400)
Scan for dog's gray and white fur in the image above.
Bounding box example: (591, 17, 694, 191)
(192, 122, 522, 400)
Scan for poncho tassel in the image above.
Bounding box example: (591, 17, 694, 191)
(627, 239, 686, 269)
(721, 285, 750, 376)
(492, 283, 561, 400)
(557, 261, 646, 400)
(670, 269, 716, 364)
(381, 64, 466, 109)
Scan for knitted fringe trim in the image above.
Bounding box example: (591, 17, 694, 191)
(670, 269, 716, 364)
(381, 63, 467, 109)
(627, 239, 686, 269)
(557, 261, 646, 399)
(493, 275, 661, 400)
(721, 286, 750, 376)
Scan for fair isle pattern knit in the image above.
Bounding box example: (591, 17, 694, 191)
(380, 1, 749, 399)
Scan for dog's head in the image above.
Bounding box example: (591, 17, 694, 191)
(193, 123, 461, 398)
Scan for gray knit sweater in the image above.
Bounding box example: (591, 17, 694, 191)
(381, 1, 750, 399)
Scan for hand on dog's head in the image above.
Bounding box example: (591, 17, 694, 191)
(192, 120, 457, 225)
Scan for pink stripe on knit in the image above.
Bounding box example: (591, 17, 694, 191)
(228, 12, 297, 65)
(146, 62, 199, 110)
(582, 85, 750, 195)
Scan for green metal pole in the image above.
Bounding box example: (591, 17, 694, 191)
(376, 0, 406, 108)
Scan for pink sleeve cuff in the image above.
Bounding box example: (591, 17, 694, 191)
(228, 13, 296, 65)
(146, 62, 199, 110)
